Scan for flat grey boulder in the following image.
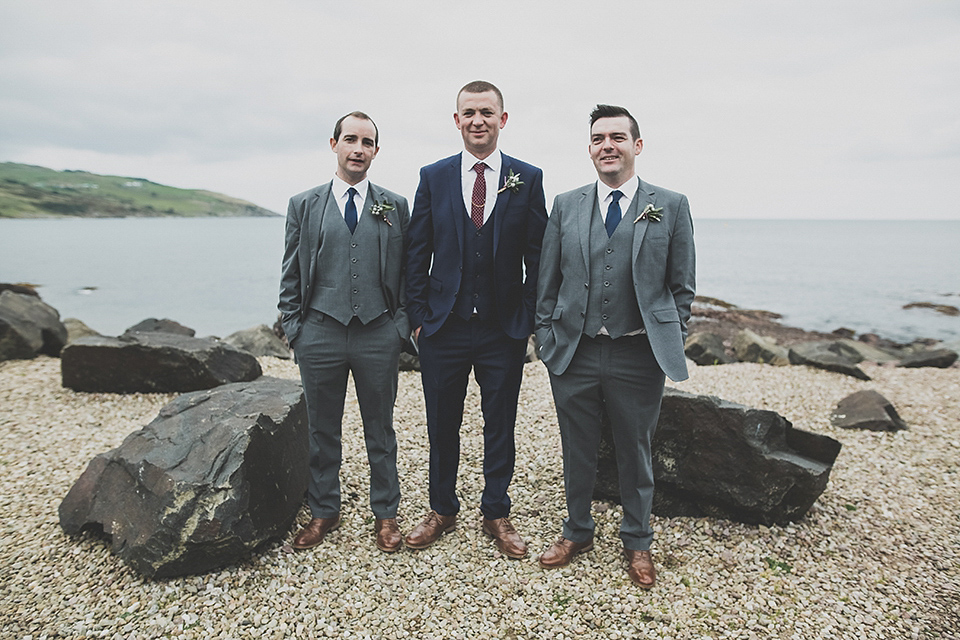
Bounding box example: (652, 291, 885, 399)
(788, 341, 871, 380)
(61, 332, 262, 393)
(732, 329, 790, 365)
(684, 332, 736, 365)
(595, 387, 842, 526)
(897, 348, 958, 369)
(123, 317, 196, 337)
(223, 324, 292, 359)
(835, 339, 899, 364)
(831, 390, 906, 431)
(59, 377, 308, 578)
(0, 290, 68, 361)
(63, 317, 103, 343)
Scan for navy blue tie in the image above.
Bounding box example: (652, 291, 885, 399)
(605, 190, 623, 237)
(344, 187, 358, 234)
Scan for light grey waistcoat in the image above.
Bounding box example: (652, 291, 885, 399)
(583, 195, 643, 338)
(307, 210, 388, 325)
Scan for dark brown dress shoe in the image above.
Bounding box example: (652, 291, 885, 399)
(624, 549, 656, 589)
(404, 511, 456, 549)
(538, 537, 594, 569)
(292, 516, 340, 550)
(375, 518, 402, 553)
(481, 517, 528, 559)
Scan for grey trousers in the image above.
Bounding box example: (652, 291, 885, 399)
(294, 310, 402, 519)
(547, 333, 665, 551)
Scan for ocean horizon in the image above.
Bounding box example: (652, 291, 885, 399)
(1, 217, 958, 343)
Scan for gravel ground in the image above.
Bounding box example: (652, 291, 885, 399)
(1, 355, 958, 639)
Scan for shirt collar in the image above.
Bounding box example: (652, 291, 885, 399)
(462, 149, 502, 175)
(597, 175, 640, 204)
(332, 174, 369, 200)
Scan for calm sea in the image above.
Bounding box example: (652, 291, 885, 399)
(1, 218, 958, 343)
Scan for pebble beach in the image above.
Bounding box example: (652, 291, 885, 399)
(1, 354, 958, 639)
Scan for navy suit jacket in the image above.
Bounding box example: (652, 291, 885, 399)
(406, 152, 548, 340)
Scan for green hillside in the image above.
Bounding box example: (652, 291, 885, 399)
(0, 162, 279, 218)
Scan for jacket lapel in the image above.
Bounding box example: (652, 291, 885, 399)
(578, 185, 595, 273)
(491, 154, 513, 258)
(447, 154, 466, 258)
(307, 182, 334, 288)
(369, 184, 390, 282)
(631, 179, 657, 265)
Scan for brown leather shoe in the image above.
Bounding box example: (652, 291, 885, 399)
(404, 511, 457, 549)
(481, 517, 528, 559)
(292, 516, 340, 550)
(538, 536, 594, 568)
(624, 549, 656, 589)
(375, 518, 402, 553)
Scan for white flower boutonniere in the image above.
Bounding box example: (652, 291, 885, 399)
(634, 203, 664, 223)
(497, 169, 523, 194)
(370, 200, 395, 226)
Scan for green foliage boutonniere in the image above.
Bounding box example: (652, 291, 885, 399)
(634, 203, 663, 223)
(497, 169, 523, 194)
(370, 200, 395, 226)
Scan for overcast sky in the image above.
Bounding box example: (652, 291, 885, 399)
(2, 1, 958, 219)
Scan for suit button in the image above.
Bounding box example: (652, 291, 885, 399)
(476, 252, 481, 257)
(606, 248, 613, 254)
(353, 289, 358, 294)
(351, 258, 358, 263)
(584, 283, 589, 288)
(603, 299, 609, 304)
(602, 314, 609, 319)
(352, 243, 358, 248)
(604, 282, 610, 286)
(580, 312, 585, 317)
(352, 274, 358, 278)
(353, 304, 359, 309)
(605, 265, 612, 270)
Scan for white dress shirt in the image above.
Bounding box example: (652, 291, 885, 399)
(597, 175, 640, 224)
(332, 175, 369, 219)
(460, 149, 502, 226)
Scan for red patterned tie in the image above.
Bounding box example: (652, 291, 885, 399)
(471, 162, 487, 229)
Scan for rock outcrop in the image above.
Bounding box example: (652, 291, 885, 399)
(223, 324, 292, 359)
(732, 329, 790, 365)
(788, 341, 871, 380)
(59, 377, 308, 578)
(61, 333, 261, 393)
(123, 318, 196, 337)
(831, 390, 907, 431)
(897, 348, 958, 369)
(0, 290, 68, 361)
(684, 332, 736, 365)
(63, 318, 102, 343)
(595, 388, 842, 526)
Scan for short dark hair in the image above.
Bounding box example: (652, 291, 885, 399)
(333, 111, 379, 146)
(589, 104, 641, 140)
(457, 80, 504, 111)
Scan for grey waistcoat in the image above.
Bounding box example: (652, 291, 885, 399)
(307, 210, 388, 325)
(583, 195, 644, 338)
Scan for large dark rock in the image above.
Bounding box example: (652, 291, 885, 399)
(59, 377, 308, 578)
(788, 341, 870, 380)
(223, 324, 292, 359)
(684, 332, 736, 365)
(831, 390, 907, 431)
(123, 317, 196, 337)
(595, 388, 842, 526)
(0, 290, 68, 360)
(61, 333, 262, 393)
(897, 348, 958, 369)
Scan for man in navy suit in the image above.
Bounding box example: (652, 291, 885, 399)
(404, 81, 548, 558)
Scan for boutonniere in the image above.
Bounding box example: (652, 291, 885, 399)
(370, 200, 395, 226)
(497, 169, 523, 194)
(634, 203, 663, 223)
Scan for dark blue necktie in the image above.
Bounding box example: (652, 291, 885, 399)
(605, 190, 623, 237)
(344, 187, 358, 234)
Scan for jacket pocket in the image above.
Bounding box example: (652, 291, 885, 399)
(552, 306, 563, 320)
(652, 308, 680, 323)
(430, 276, 443, 292)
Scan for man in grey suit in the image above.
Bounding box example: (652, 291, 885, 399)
(534, 105, 695, 588)
(279, 111, 410, 553)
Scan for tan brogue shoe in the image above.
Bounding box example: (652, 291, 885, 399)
(292, 516, 340, 550)
(404, 511, 456, 549)
(481, 517, 528, 559)
(375, 518, 402, 553)
(538, 537, 594, 569)
(624, 549, 656, 589)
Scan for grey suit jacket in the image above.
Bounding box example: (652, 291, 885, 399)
(278, 180, 410, 347)
(534, 178, 695, 381)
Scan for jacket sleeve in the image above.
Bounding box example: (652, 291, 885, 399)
(278, 196, 304, 345)
(522, 167, 549, 322)
(666, 194, 696, 339)
(405, 167, 433, 331)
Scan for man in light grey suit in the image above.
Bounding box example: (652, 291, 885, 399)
(279, 111, 410, 553)
(535, 105, 695, 588)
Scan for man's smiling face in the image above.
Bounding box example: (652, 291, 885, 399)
(589, 115, 643, 187)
